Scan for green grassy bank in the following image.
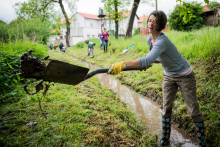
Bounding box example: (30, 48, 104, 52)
(67, 26, 220, 146)
(0, 50, 157, 146)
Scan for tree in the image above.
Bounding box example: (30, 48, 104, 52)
(15, 0, 78, 47)
(0, 20, 9, 43)
(14, 0, 54, 22)
(103, 0, 130, 39)
(176, 0, 210, 4)
(168, 2, 203, 31)
(125, 0, 153, 38)
(207, 1, 220, 11)
(7, 17, 52, 43)
(125, 0, 140, 38)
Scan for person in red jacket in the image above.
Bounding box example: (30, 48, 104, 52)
(102, 28, 109, 53)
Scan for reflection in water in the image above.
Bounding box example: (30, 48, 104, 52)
(83, 62, 199, 147)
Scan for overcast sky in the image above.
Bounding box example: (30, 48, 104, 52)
(1, 0, 220, 23)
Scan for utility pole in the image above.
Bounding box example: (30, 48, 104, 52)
(155, 0, 158, 11)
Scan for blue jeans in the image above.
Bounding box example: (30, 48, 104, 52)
(103, 40, 108, 52)
(99, 39, 103, 49)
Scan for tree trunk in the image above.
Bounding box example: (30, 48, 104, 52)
(59, 0, 70, 47)
(114, 0, 118, 39)
(125, 0, 140, 38)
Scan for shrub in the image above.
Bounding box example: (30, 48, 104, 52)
(133, 28, 140, 35)
(0, 40, 48, 102)
(75, 42, 85, 48)
(168, 2, 203, 31)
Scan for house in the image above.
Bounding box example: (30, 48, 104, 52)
(202, 5, 220, 26)
(48, 11, 139, 46)
(103, 11, 139, 36)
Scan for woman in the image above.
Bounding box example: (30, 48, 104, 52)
(102, 28, 109, 53)
(98, 30, 104, 49)
(107, 11, 206, 147)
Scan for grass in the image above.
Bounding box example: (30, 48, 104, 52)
(0, 50, 157, 146)
(67, 26, 220, 146)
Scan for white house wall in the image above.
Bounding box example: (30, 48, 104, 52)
(83, 27, 101, 40)
(85, 18, 100, 29)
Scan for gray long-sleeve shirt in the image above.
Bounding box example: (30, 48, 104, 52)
(139, 33, 190, 75)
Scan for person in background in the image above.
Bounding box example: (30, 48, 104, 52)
(102, 28, 109, 53)
(53, 42, 57, 50)
(85, 40, 95, 58)
(98, 30, 104, 49)
(62, 45, 66, 53)
(107, 11, 206, 147)
(50, 43, 53, 50)
(59, 42, 63, 52)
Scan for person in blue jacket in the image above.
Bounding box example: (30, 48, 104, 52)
(107, 11, 206, 147)
(85, 40, 95, 58)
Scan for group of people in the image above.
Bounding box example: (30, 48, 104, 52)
(49, 42, 66, 53)
(98, 28, 109, 53)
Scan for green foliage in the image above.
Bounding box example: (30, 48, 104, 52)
(0, 41, 48, 102)
(0, 17, 52, 44)
(75, 42, 85, 48)
(176, 0, 210, 4)
(14, 0, 55, 21)
(169, 2, 203, 31)
(0, 20, 9, 42)
(133, 28, 140, 35)
(207, 1, 220, 11)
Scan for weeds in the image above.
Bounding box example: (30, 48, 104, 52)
(0, 50, 157, 146)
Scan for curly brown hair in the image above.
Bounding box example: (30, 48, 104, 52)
(147, 11, 167, 32)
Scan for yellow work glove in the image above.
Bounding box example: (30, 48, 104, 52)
(108, 62, 125, 75)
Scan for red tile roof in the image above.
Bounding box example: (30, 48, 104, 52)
(203, 6, 212, 12)
(138, 16, 148, 23)
(51, 29, 60, 33)
(59, 19, 71, 24)
(77, 12, 100, 20)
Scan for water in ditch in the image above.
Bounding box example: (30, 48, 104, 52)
(78, 59, 199, 147)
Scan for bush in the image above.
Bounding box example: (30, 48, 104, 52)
(75, 42, 85, 48)
(0, 40, 48, 102)
(168, 2, 203, 31)
(133, 28, 140, 35)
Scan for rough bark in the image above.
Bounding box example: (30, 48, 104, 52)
(125, 0, 140, 38)
(114, 0, 118, 39)
(59, 0, 70, 47)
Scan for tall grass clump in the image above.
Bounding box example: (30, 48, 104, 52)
(165, 26, 220, 62)
(0, 40, 48, 103)
(75, 42, 84, 48)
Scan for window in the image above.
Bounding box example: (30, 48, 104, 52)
(87, 35, 90, 39)
(91, 23, 93, 27)
(77, 23, 79, 27)
(92, 35, 95, 38)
